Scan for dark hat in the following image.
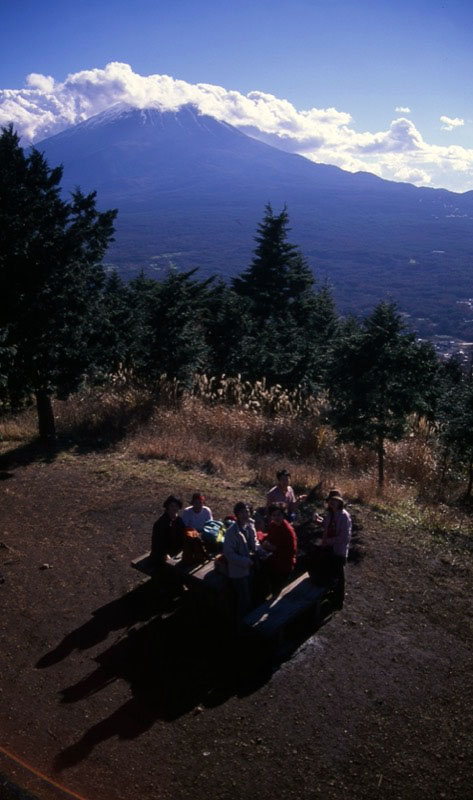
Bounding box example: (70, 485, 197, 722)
(325, 489, 345, 505)
(276, 468, 290, 479)
(163, 494, 183, 510)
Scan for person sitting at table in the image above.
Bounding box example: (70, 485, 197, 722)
(181, 492, 212, 531)
(262, 503, 298, 595)
(223, 501, 263, 625)
(266, 469, 307, 518)
(151, 495, 187, 566)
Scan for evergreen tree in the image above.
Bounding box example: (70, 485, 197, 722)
(233, 204, 338, 389)
(129, 268, 211, 386)
(95, 271, 136, 376)
(0, 125, 116, 441)
(327, 302, 438, 485)
(233, 204, 314, 317)
(202, 280, 253, 376)
(437, 362, 473, 499)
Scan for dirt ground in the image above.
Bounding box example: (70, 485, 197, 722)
(0, 449, 472, 800)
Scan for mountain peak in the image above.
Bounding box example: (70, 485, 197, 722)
(36, 102, 239, 149)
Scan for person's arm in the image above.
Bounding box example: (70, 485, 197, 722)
(291, 487, 308, 510)
(181, 508, 191, 527)
(247, 522, 262, 553)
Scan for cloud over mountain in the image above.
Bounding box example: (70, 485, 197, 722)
(1, 62, 472, 192)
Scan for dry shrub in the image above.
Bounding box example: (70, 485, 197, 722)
(129, 397, 258, 475)
(0, 407, 38, 442)
(193, 374, 324, 417)
(1, 376, 468, 515)
(53, 385, 155, 444)
(384, 435, 437, 490)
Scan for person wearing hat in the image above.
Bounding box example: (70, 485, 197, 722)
(151, 495, 187, 566)
(181, 492, 213, 531)
(317, 489, 352, 608)
(266, 469, 307, 517)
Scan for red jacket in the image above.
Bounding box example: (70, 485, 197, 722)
(266, 519, 297, 575)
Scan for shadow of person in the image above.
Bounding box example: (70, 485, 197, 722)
(53, 601, 280, 772)
(53, 696, 156, 771)
(36, 581, 171, 669)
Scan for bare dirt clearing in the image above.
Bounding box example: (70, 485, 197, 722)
(0, 450, 472, 800)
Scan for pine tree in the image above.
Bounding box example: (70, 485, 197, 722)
(96, 271, 136, 376)
(437, 362, 473, 499)
(233, 204, 338, 389)
(233, 204, 313, 316)
(327, 302, 438, 485)
(202, 280, 252, 376)
(129, 268, 211, 386)
(0, 125, 116, 442)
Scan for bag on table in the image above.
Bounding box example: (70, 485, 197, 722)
(201, 519, 226, 552)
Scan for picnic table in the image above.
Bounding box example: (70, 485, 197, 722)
(131, 549, 328, 642)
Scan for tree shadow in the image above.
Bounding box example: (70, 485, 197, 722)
(0, 398, 155, 470)
(0, 438, 59, 470)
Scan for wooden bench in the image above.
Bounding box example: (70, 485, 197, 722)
(131, 550, 214, 578)
(131, 550, 228, 593)
(243, 572, 326, 639)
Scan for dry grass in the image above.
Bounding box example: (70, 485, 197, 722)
(0, 408, 38, 443)
(1, 378, 472, 535)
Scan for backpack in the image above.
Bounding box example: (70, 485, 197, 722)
(181, 528, 208, 566)
(201, 519, 226, 552)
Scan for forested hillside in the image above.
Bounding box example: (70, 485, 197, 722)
(2, 125, 473, 497)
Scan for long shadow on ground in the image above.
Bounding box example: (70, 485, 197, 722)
(36, 581, 163, 669)
(37, 582, 332, 772)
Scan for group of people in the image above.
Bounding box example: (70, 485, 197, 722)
(150, 469, 352, 623)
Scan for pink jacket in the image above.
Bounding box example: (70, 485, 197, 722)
(321, 509, 352, 559)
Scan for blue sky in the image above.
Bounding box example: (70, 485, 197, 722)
(2, 0, 473, 191)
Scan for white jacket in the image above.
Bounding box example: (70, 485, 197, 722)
(223, 521, 260, 578)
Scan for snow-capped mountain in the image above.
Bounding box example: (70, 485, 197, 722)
(34, 103, 473, 333)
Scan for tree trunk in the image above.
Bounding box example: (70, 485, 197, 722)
(377, 433, 385, 487)
(35, 390, 56, 444)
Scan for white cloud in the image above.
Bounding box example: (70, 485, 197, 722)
(395, 106, 411, 113)
(440, 115, 464, 131)
(1, 62, 473, 192)
(26, 73, 55, 92)
(393, 166, 431, 184)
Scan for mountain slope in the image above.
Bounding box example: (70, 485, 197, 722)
(34, 104, 473, 335)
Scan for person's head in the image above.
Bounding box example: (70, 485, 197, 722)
(268, 503, 285, 525)
(233, 501, 251, 524)
(276, 469, 290, 489)
(191, 492, 205, 512)
(325, 489, 345, 511)
(163, 494, 183, 518)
